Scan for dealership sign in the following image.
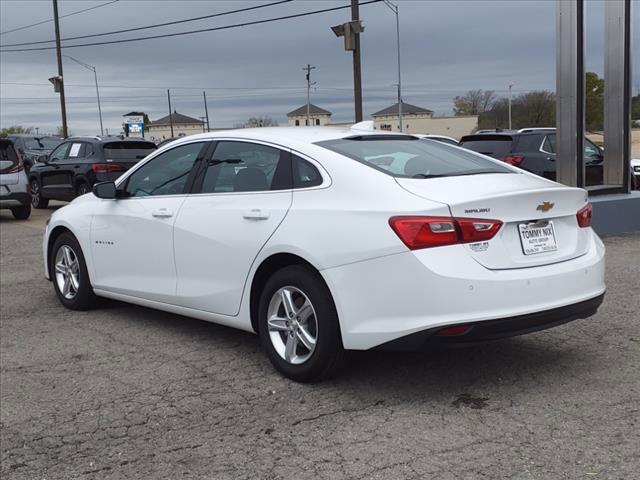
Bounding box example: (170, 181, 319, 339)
(124, 115, 144, 125)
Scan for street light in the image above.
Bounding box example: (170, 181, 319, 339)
(383, 0, 402, 132)
(63, 55, 104, 136)
(508, 83, 514, 130)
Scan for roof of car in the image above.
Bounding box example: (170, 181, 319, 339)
(160, 126, 408, 149)
(64, 135, 156, 144)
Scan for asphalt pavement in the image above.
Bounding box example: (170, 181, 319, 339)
(1, 205, 639, 479)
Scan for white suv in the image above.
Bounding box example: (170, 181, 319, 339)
(0, 138, 31, 219)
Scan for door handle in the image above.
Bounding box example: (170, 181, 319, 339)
(152, 208, 173, 218)
(243, 209, 270, 220)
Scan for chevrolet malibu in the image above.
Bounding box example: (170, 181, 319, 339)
(42, 127, 605, 381)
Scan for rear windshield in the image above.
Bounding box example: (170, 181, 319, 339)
(23, 137, 60, 150)
(103, 142, 156, 160)
(0, 141, 19, 173)
(316, 137, 512, 178)
(459, 136, 513, 157)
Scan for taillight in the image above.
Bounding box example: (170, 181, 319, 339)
(7, 147, 24, 173)
(92, 163, 122, 173)
(576, 203, 592, 228)
(500, 155, 524, 166)
(389, 216, 503, 250)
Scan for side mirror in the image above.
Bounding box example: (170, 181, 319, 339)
(93, 181, 117, 199)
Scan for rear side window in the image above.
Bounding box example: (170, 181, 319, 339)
(103, 142, 156, 160)
(0, 141, 19, 173)
(201, 141, 290, 193)
(459, 137, 513, 157)
(512, 134, 543, 152)
(541, 135, 555, 154)
(293, 155, 322, 188)
(317, 137, 511, 178)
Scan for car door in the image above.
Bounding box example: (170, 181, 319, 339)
(173, 140, 293, 315)
(58, 142, 88, 198)
(39, 141, 72, 199)
(90, 141, 210, 303)
(583, 138, 604, 186)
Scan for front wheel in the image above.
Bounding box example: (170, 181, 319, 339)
(50, 232, 98, 310)
(258, 265, 345, 382)
(30, 179, 49, 209)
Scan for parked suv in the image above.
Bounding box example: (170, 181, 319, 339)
(8, 134, 61, 173)
(460, 128, 604, 186)
(0, 138, 31, 219)
(29, 136, 157, 208)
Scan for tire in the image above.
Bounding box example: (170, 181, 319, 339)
(76, 181, 90, 197)
(30, 178, 49, 209)
(50, 232, 98, 311)
(258, 265, 346, 382)
(11, 204, 31, 220)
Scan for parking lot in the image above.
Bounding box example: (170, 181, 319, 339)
(0, 205, 638, 479)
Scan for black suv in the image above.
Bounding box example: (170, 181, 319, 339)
(460, 128, 604, 186)
(29, 136, 156, 208)
(8, 134, 62, 173)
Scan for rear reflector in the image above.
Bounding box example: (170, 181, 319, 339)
(92, 163, 123, 174)
(500, 155, 524, 166)
(389, 216, 502, 250)
(435, 325, 473, 337)
(576, 203, 592, 228)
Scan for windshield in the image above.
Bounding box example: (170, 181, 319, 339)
(23, 137, 61, 150)
(316, 137, 513, 178)
(103, 142, 156, 160)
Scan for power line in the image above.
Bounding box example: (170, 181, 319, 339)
(0, 0, 292, 48)
(0, 0, 382, 53)
(0, 0, 119, 36)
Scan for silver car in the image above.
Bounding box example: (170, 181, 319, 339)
(0, 138, 31, 219)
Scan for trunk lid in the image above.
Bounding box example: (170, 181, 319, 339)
(396, 173, 590, 269)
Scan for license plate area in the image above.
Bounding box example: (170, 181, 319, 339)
(518, 220, 558, 255)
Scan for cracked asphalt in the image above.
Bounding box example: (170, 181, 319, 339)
(1, 206, 639, 479)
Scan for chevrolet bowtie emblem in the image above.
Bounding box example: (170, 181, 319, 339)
(536, 201, 555, 212)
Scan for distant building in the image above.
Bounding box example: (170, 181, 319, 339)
(147, 111, 205, 140)
(372, 101, 478, 139)
(287, 104, 332, 126)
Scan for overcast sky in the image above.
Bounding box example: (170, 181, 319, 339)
(1, 0, 638, 135)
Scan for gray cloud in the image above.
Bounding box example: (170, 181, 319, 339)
(1, 0, 638, 135)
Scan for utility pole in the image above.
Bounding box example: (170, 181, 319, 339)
(167, 89, 174, 137)
(203, 91, 210, 132)
(351, 0, 363, 122)
(508, 83, 514, 130)
(303, 64, 316, 126)
(52, 0, 68, 138)
(199, 117, 207, 133)
(383, 0, 402, 131)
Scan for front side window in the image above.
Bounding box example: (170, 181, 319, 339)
(49, 142, 71, 161)
(201, 141, 290, 193)
(318, 137, 512, 178)
(123, 142, 205, 197)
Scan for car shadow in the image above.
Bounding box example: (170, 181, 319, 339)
(96, 298, 590, 400)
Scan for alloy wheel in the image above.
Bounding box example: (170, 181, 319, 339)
(54, 245, 80, 300)
(30, 181, 40, 207)
(267, 286, 318, 365)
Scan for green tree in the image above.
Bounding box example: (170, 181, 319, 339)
(453, 89, 497, 116)
(478, 91, 555, 130)
(631, 94, 639, 121)
(585, 71, 604, 132)
(242, 116, 278, 128)
(0, 125, 33, 137)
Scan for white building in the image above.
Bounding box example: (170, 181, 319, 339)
(147, 111, 205, 141)
(372, 101, 478, 139)
(287, 104, 332, 126)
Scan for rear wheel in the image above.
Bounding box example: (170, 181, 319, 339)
(51, 232, 98, 310)
(76, 181, 90, 197)
(30, 179, 49, 209)
(258, 265, 345, 382)
(11, 204, 31, 220)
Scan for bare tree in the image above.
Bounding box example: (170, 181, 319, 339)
(242, 116, 279, 128)
(453, 89, 497, 116)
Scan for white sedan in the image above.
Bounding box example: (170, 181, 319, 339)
(43, 126, 605, 381)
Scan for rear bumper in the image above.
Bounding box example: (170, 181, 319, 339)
(0, 191, 30, 208)
(374, 293, 604, 351)
(321, 229, 605, 350)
